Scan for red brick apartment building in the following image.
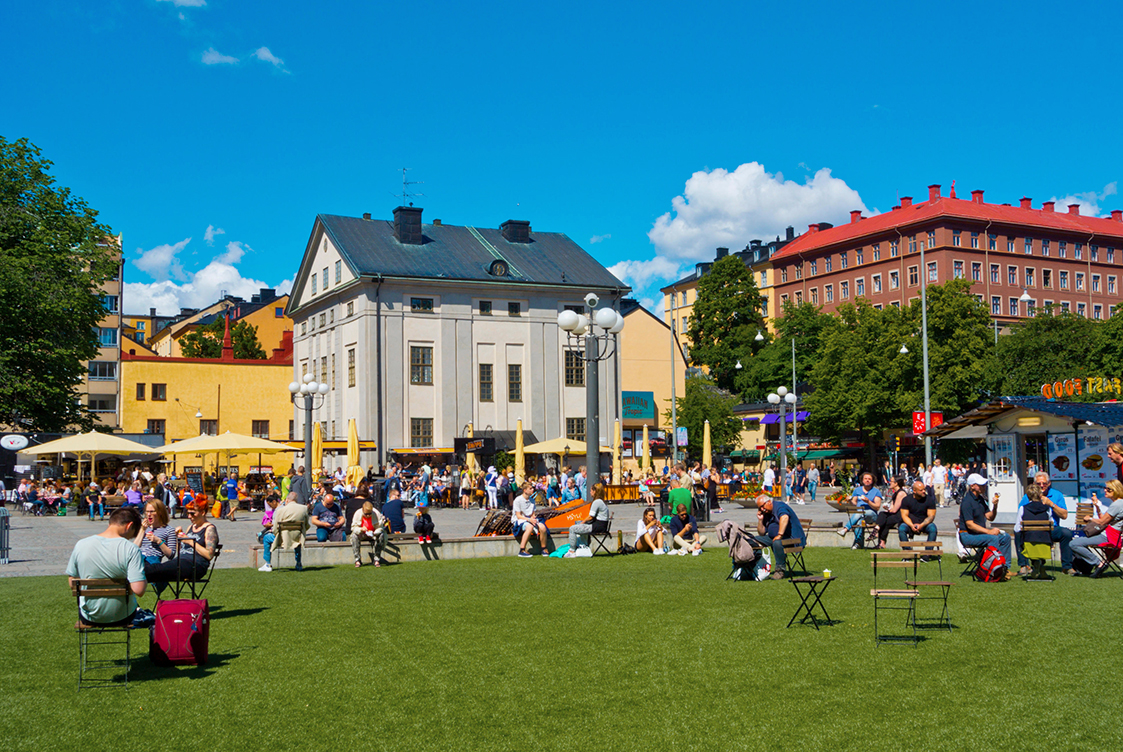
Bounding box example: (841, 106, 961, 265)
(771, 184, 1123, 323)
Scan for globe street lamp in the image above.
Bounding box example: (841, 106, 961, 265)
(288, 373, 329, 472)
(557, 294, 623, 485)
(767, 386, 797, 503)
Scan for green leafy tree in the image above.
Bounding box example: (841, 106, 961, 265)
(180, 317, 267, 359)
(662, 374, 741, 460)
(737, 301, 835, 402)
(0, 137, 119, 431)
(992, 310, 1099, 399)
(685, 255, 766, 391)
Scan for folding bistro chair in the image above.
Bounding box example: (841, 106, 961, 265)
(780, 520, 812, 575)
(901, 541, 953, 630)
(1091, 534, 1123, 579)
(72, 578, 136, 690)
(956, 518, 983, 578)
(1020, 520, 1055, 581)
(870, 551, 919, 646)
(589, 513, 615, 555)
(169, 542, 223, 600)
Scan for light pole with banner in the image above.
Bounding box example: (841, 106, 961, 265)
(288, 373, 329, 470)
(767, 386, 797, 503)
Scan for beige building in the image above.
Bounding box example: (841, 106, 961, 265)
(143, 289, 290, 357)
(82, 235, 124, 429)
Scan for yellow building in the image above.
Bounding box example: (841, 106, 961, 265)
(144, 289, 290, 358)
(119, 332, 295, 478)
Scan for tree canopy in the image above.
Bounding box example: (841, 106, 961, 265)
(662, 374, 741, 460)
(180, 317, 267, 360)
(684, 255, 766, 392)
(0, 136, 119, 431)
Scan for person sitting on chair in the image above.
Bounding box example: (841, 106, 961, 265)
(1015, 483, 1055, 580)
(1013, 471, 1075, 576)
(565, 482, 610, 557)
(66, 507, 148, 627)
(899, 480, 938, 548)
(837, 472, 882, 548)
(1071, 480, 1123, 577)
(351, 501, 387, 568)
(144, 499, 220, 584)
(86, 481, 105, 521)
(310, 492, 346, 542)
(513, 481, 549, 557)
(669, 503, 706, 555)
(635, 507, 665, 555)
(875, 476, 907, 549)
(754, 493, 805, 580)
(123, 480, 144, 509)
(958, 474, 1012, 579)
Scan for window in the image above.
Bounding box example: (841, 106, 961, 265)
(890, 240, 899, 257)
(809, 260, 818, 275)
(301, 321, 307, 335)
(88, 362, 116, 380)
(200, 419, 218, 435)
(1060, 270, 1069, 289)
(873, 274, 882, 293)
(347, 349, 355, 387)
(411, 297, 434, 313)
(1075, 243, 1083, 260)
(410, 346, 433, 385)
(681, 292, 687, 306)
(410, 418, 433, 448)
(1110, 276, 1117, 294)
(991, 264, 999, 283)
(1009, 298, 1018, 316)
(97, 327, 118, 347)
(908, 266, 919, 286)
(840, 251, 848, 269)
(252, 420, 270, 439)
(966, 261, 977, 281)
(928, 262, 938, 282)
(759, 272, 766, 287)
(856, 249, 863, 265)
(319, 313, 326, 328)
(566, 417, 586, 443)
(101, 295, 119, 313)
(329, 309, 335, 324)
(890, 301, 901, 308)
(136, 383, 145, 401)
(320, 356, 327, 385)
(991, 296, 1001, 315)
(1076, 272, 1085, 291)
(346, 301, 354, 317)
(874, 304, 883, 310)
(1043, 300, 1053, 311)
(508, 302, 521, 317)
(508, 364, 522, 402)
(856, 278, 865, 296)
(1027, 299, 1036, 316)
(1042, 269, 1052, 289)
(840, 281, 849, 299)
(1025, 268, 1034, 287)
(311, 274, 317, 295)
(795, 264, 802, 280)
(275, 306, 284, 318)
(1059, 241, 1067, 258)
(825, 257, 833, 272)
(681, 316, 688, 333)
(794, 291, 802, 304)
(479, 301, 492, 315)
(1007, 239, 1016, 253)
(335, 260, 341, 284)
(1093, 274, 1101, 293)
(955, 261, 965, 279)
(989, 233, 997, 250)
(564, 350, 584, 387)
(781, 268, 788, 283)
(1042, 239, 1050, 256)
(929, 231, 937, 249)
(810, 288, 819, 305)
(1078, 302, 1086, 317)
(909, 235, 917, 253)
(873, 243, 881, 261)
(322, 268, 329, 289)
(825, 284, 834, 302)
(890, 270, 900, 289)
(147, 419, 165, 435)
(1095, 304, 1104, 320)
(152, 383, 166, 401)
(953, 231, 961, 247)
(331, 353, 336, 388)
(289, 420, 294, 441)
(1061, 301, 1070, 312)
(1109, 248, 1116, 263)
(1092, 245, 1099, 261)
(479, 363, 494, 401)
(88, 397, 115, 412)
(1025, 239, 1033, 255)
(971, 231, 979, 249)
(1008, 266, 1017, 285)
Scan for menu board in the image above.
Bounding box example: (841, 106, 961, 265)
(1078, 427, 1111, 484)
(989, 434, 1016, 481)
(1047, 432, 1078, 482)
(621, 428, 634, 458)
(184, 467, 205, 496)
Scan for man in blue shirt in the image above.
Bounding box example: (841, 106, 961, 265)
(836, 472, 881, 549)
(959, 473, 1012, 578)
(1013, 471, 1074, 576)
(754, 494, 805, 579)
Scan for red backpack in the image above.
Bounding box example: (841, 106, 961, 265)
(974, 545, 1007, 582)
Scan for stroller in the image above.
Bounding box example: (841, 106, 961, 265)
(716, 520, 768, 581)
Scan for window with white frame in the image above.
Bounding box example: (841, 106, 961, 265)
(856, 249, 863, 265)
(1025, 268, 1034, 287)
(1025, 238, 1033, 255)
(1076, 272, 1085, 291)
(1042, 269, 1052, 288)
(873, 274, 882, 293)
(971, 231, 979, 249)
(1109, 275, 1117, 294)
(1059, 241, 1067, 258)
(1077, 302, 1086, 317)
(840, 252, 848, 269)
(873, 243, 881, 261)
(1092, 245, 1100, 261)
(988, 233, 997, 250)
(1060, 271, 1068, 289)
(1075, 243, 1083, 259)
(825, 285, 833, 302)
(1041, 239, 1050, 256)
(841, 280, 849, 299)
(991, 264, 999, 283)
(1008, 238, 1016, 253)
(991, 296, 1001, 315)
(1093, 274, 1101, 292)
(1008, 266, 1017, 285)
(810, 260, 818, 275)
(908, 266, 919, 286)
(953, 260, 964, 279)
(952, 231, 961, 247)
(927, 262, 937, 282)
(890, 270, 900, 289)
(928, 231, 937, 248)
(856, 278, 865, 296)
(825, 257, 833, 272)
(1009, 298, 1018, 316)
(810, 288, 818, 305)
(890, 240, 899, 257)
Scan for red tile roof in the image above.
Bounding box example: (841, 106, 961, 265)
(771, 192, 1123, 262)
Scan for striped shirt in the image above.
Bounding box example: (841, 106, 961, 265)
(140, 525, 177, 559)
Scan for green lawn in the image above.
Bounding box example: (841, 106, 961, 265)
(2, 550, 1116, 751)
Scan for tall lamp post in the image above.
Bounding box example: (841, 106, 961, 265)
(767, 386, 797, 503)
(557, 293, 624, 486)
(288, 373, 329, 471)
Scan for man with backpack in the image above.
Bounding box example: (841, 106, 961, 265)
(959, 473, 1011, 581)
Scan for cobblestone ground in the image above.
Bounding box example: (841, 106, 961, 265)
(0, 493, 968, 577)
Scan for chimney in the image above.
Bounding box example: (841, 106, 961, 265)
(433, 219, 442, 226)
(1068, 204, 1081, 215)
(1042, 201, 1054, 212)
(362, 212, 371, 220)
(1112, 210, 1122, 222)
(1020, 197, 1032, 209)
(900, 196, 912, 208)
(971, 190, 984, 204)
(850, 210, 863, 224)
(500, 219, 530, 243)
(786, 226, 795, 241)
(928, 185, 941, 201)
(149, 307, 156, 317)
(715, 247, 729, 259)
(818, 222, 834, 231)
(393, 206, 424, 245)
(221, 312, 234, 362)
(808, 223, 819, 234)
(751, 239, 762, 248)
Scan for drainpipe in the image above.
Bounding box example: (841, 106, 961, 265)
(375, 275, 384, 469)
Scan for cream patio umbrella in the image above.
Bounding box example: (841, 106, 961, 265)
(703, 420, 712, 469)
(345, 418, 364, 488)
(641, 424, 651, 473)
(157, 431, 296, 480)
(522, 436, 614, 456)
(311, 422, 324, 480)
(23, 431, 159, 483)
(514, 419, 525, 484)
(465, 423, 477, 475)
(612, 420, 622, 484)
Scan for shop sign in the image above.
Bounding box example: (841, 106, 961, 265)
(912, 411, 944, 434)
(622, 391, 656, 420)
(1041, 377, 1122, 399)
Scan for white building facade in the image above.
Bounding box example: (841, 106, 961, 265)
(286, 206, 629, 469)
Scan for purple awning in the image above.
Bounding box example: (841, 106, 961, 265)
(795, 411, 810, 422)
(760, 414, 779, 424)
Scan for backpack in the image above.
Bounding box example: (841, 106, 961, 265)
(974, 545, 1007, 582)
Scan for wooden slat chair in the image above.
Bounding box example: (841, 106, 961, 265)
(901, 541, 953, 630)
(870, 551, 919, 645)
(71, 578, 136, 690)
(1020, 520, 1056, 581)
(780, 518, 812, 575)
(271, 521, 305, 570)
(955, 518, 984, 578)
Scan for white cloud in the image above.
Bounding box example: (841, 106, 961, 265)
(204, 224, 225, 245)
(608, 257, 682, 293)
(134, 238, 190, 282)
(253, 46, 286, 70)
(215, 240, 249, 265)
(589, 234, 611, 244)
(158, 0, 206, 6)
(1048, 182, 1118, 217)
(201, 47, 238, 65)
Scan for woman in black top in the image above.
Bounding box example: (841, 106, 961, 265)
(875, 476, 907, 549)
(145, 498, 220, 582)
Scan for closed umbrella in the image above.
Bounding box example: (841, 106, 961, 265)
(703, 420, 712, 469)
(346, 418, 363, 487)
(612, 420, 622, 484)
(465, 423, 477, 475)
(642, 424, 651, 473)
(311, 421, 323, 481)
(515, 419, 525, 485)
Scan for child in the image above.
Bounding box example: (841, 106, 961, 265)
(414, 500, 435, 544)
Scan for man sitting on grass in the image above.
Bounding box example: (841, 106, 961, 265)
(899, 480, 938, 550)
(66, 507, 149, 627)
(669, 503, 706, 555)
(754, 494, 804, 580)
(513, 481, 548, 557)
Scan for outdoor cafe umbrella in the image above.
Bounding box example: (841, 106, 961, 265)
(522, 436, 613, 455)
(156, 431, 295, 485)
(703, 420, 712, 469)
(612, 419, 622, 484)
(345, 418, 364, 488)
(515, 418, 525, 484)
(641, 424, 651, 473)
(311, 421, 323, 479)
(22, 430, 159, 483)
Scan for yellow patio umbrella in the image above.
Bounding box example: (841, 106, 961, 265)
(641, 424, 651, 473)
(522, 436, 612, 455)
(311, 421, 323, 480)
(157, 431, 296, 481)
(465, 423, 477, 475)
(23, 430, 158, 483)
(514, 418, 525, 484)
(612, 420, 622, 484)
(345, 418, 364, 487)
(703, 420, 712, 469)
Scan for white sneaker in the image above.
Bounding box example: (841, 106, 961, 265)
(835, 528, 848, 538)
(258, 563, 272, 572)
(563, 551, 576, 558)
(692, 548, 702, 556)
(653, 549, 665, 556)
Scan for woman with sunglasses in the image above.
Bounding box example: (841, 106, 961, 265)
(144, 498, 220, 584)
(135, 499, 177, 593)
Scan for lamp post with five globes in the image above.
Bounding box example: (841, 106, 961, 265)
(767, 386, 797, 503)
(288, 373, 330, 470)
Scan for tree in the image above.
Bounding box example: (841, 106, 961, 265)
(0, 137, 119, 431)
(993, 310, 1099, 400)
(662, 374, 741, 460)
(180, 317, 267, 359)
(737, 301, 835, 402)
(685, 255, 766, 392)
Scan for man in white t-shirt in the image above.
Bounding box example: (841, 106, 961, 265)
(512, 481, 548, 557)
(930, 459, 949, 507)
(763, 466, 776, 494)
(65, 507, 147, 626)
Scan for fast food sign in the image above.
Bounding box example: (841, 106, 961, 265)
(1041, 377, 1122, 399)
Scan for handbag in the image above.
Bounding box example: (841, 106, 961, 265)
(1083, 520, 1107, 537)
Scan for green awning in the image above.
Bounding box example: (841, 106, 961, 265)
(730, 450, 761, 461)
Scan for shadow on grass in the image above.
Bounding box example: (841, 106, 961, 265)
(209, 605, 268, 620)
(128, 652, 241, 682)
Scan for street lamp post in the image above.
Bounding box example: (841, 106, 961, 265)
(557, 295, 624, 487)
(288, 373, 329, 471)
(767, 386, 797, 504)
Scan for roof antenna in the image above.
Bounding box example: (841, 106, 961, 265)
(391, 168, 425, 204)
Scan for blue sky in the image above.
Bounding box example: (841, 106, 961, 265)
(5, 0, 1123, 315)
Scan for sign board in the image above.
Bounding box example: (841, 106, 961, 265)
(911, 411, 944, 435)
(184, 467, 204, 496)
(1047, 432, 1078, 481)
(676, 427, 688, 447)
(454, 437, 495, 455)
(621, 391, 656, 421)
(621, 428, 633, 458)
(1, 435, 29, 451)
(248, 466, 273, 475)
(1041, 377, 1122, 399)
(1078, 427, 1111, 484)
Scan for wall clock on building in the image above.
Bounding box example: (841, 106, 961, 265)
(488, 260, 509, 277)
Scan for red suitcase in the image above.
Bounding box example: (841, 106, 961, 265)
(150, 599, 209, 666)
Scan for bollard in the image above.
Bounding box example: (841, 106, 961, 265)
(0, 507, 10, 564)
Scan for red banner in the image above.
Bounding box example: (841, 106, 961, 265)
(912, 411, 943, 434)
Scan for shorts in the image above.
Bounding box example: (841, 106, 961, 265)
(512, 520, 540, 537)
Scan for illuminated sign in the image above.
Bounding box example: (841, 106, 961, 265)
(912, 411, 943, 434)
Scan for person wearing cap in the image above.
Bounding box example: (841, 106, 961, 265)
(958, 473, 1011, 577)
(1013, 471, 1075, 576)
(754, 493, 804, 579)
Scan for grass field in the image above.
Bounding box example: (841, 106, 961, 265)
(1, 549, 1117, 751)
